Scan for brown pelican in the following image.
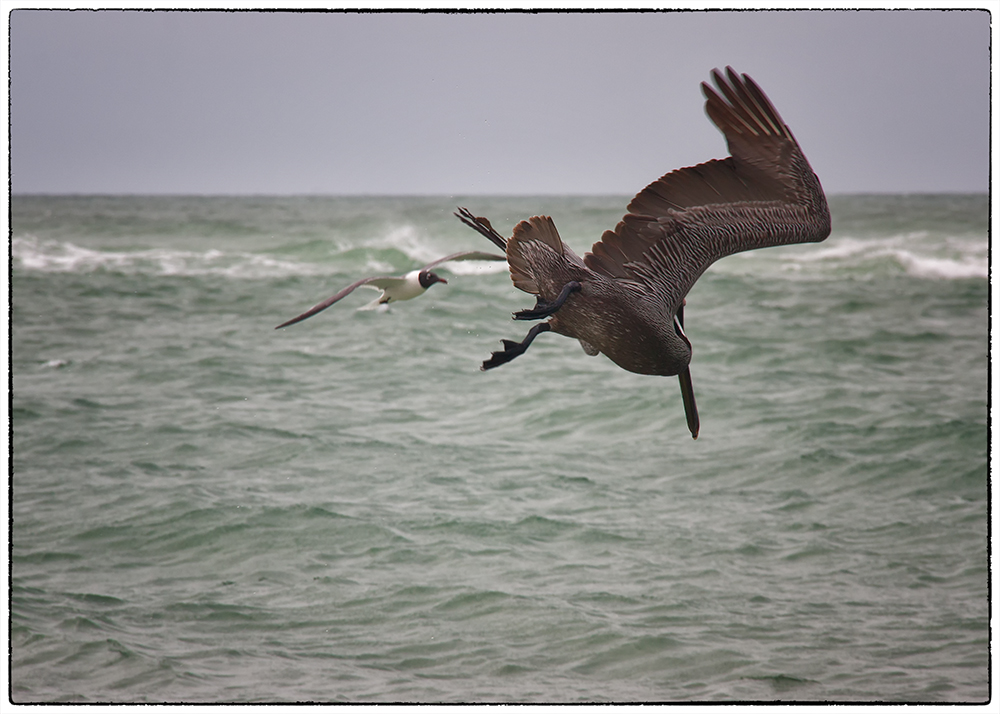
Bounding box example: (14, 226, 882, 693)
(275, 251, 505, 329)
(456, 67, 831, 438)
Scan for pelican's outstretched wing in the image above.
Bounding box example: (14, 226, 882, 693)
(584, 67, 830, 314)
(275, 276, 404, 329)
(423, 250, 506, 270)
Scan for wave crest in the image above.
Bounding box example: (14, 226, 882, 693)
(785, 233, 987, 280)
(12, 233, 507, 280)
(13, 236, 318, 279)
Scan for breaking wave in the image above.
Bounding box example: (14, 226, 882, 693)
(11, 232, 507, 280)
(787, 233, 987, 280)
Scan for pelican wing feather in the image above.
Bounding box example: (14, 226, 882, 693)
(584, 66, 831, 313)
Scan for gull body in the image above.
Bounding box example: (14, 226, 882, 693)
(456, 68, 832, 438)
(275, 250, 505, 329)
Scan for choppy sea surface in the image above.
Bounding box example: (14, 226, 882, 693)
(10, 194, 990, 703)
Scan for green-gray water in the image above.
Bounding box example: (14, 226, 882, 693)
(11, 194, 989, 702)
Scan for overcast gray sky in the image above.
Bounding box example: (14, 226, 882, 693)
(7, 8, 991, 195)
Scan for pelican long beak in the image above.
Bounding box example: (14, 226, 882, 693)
(673, 301, 699, 439)
(678, 367, 699, 439)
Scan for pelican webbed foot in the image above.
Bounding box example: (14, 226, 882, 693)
(481, 323, 552, 371)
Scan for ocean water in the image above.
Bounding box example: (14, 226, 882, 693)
(9, 194, 989, 703)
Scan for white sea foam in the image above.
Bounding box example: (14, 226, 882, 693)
(12, 236, 321, 279)
(369, 223, 507, 276)
(887, 249, 987, 280)
(781, 233, 987, 280)
(41, 359, 70, 369)
(13, 226, 508, 281)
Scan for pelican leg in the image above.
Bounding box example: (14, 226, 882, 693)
(513, 281, 582, 321)
(481, 323, 552, 371)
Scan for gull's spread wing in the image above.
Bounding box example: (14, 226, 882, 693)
(275, 275, 405, 329)
(422, 251, 506, 270)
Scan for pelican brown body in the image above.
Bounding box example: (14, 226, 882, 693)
(456, 68, 832, 439)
